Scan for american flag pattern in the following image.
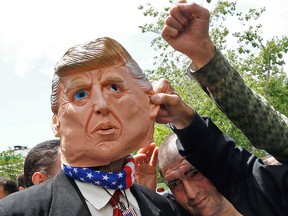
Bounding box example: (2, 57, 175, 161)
(62, 155, 135, 190)
(122, 207, 138, 216)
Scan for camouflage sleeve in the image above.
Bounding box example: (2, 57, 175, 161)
(186, 48, 288, 164)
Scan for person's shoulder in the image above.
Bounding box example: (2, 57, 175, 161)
(132, 183, 164, 199)
(132, 183, 177, 215)
(162, 190, 173, 199)
(0, 175, 58, 215)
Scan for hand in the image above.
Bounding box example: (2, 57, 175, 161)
(150, 78, 194, 129)
(162, 0, 215, 68)
(134, 143, 159, 191)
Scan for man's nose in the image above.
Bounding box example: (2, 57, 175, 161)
(183, 181, 198, 200)
(92, 91, 109, 115)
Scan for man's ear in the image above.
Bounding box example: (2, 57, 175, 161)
(18, 186, 25, 191)
(31, 172, 49, 185)
(52, 114, 60, 137)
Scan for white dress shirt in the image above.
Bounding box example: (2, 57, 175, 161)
(75, 180, 141, 216)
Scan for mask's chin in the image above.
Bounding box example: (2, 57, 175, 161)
(89, 157, 128, 172)
(62, 151, 128, 171)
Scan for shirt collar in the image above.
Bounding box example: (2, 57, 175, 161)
(75, 180, 139, 211)
(75, 180, 111, 210)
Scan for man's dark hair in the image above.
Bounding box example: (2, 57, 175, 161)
(0, 176, 18, 196)
(24, 139, 60, 188)
(16, 172, 25, 189)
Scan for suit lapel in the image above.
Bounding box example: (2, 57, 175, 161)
(130, 184, 161, 216)
(49, 172, 91, 216)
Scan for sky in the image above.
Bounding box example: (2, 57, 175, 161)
(0, 0, 287, 152)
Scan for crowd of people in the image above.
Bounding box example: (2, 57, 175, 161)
(0, 1, 287, 216)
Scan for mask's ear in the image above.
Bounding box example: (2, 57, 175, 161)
(32, 172, 48, 185)
(149, 97, 160, 120)
(52, 114, 60, 137)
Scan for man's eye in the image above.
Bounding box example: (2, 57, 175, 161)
(168, 181, 181, 189)
(191, 170, 199, 177)
(75, 90, 88, 100)
(109, 84, 119, 92)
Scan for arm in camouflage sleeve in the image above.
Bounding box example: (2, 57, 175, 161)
(161, 1, 288, 163)
(186, 48, 288, 164)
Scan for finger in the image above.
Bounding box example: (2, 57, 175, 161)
(177, 2, 210, 21)
(151, 93, 171, 105)
(165, 14, 186, 32)
(145, 143, 156, 163)
(134, 153, 146, 165)
(151, 147, 159, 167)
(157, 107, 169, 117)
(150, 93, 179, 106)
(169, 4, 189, 27)
(155, 116, 172, 124)
(162, 23, 180, 39)
(137, 143, 154, 154)
(152, 78, 174, 94)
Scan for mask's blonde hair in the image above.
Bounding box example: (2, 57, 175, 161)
(51, 37, 152, 113)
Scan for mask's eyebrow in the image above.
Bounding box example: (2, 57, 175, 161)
(64, 80, 89, 93)
(102, 75, 124, 85)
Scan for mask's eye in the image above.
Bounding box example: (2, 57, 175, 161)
(75, 90, 88, 100)
(109, 84, 120, 92)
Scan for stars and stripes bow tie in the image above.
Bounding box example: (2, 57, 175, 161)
(62, 155, 135, 190)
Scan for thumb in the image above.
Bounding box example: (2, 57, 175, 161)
(150, 94, 162, 105)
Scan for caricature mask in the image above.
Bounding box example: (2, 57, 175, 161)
(51, 37, 159, 167)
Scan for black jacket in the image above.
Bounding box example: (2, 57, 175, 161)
(174, 113, 288, 216)
(0, 171, 176, 216)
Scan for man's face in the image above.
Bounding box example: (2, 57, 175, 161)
(163, 158, 225, 216)
(0, 185, 7, 199)
(53, 65, 158, 167)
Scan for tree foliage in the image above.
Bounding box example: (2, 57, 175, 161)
(138, 1, 288, 156)
(0, 149, 24, 181)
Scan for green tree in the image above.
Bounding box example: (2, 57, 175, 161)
(0, 149, 24, 181)
(138, 1, 287, 157)
(231, 8, 288, 97)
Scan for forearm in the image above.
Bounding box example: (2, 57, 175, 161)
(173, 113, 251, 192)
(185, 38, 216, 69)
(174, 117, 288, 215)
(187, 49, 288, 163)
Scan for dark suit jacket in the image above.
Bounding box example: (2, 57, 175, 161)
(0, 172, 176, 216)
